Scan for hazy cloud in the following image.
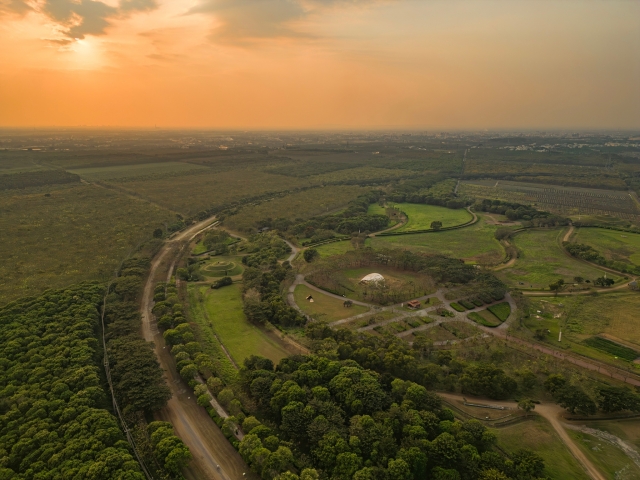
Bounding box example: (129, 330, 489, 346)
(1, 0, 157, 38)
(188, 0, 385, 42)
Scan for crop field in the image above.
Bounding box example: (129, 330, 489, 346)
(369, 215, 504, 265)
(461, 180, 640, 221)
(393, 204, 472, 232)
(495, 418, 590, 480)
(109, 169, 308, 215)
(487, 301, 511, 321)
(223, 185, 365, 233)
(201, 256, 244, 277)
(496, 228, 613, 288)
(0, 183, 173, 304)
(573, 228, 640, 266)
(294, 284, 369, 321)
(308, 166, 412, 184)
(200, 283, 290, 364)
(69, 161, 210, 181)
(568, 430, 640, 479)
(582, 336, 639, 361)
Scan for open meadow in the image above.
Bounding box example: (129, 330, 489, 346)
(369, 215, 504, 264)
(495, 417, 590, 479)
(393, 203, 472, 231)
(294, 284, 369, 321)
(573, 227, 640, 266)
(496, 228, 615, 288)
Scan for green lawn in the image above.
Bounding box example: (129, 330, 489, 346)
(200, 284, 290, 365)
(201, 256, 244, 277)
(315, 240, 355, 258)
(369, 215, 504, 265)
(294, 284, 369, 321)
(496, 417, 590, 480)
(568, 429, 640, 479)
(487, 302, 511, 321)
(496, 228, 615, 289)
(394, 203, 472, 232)
(367, 204, 387, 216)
(468, 310, 502, 327)
(573, 227, 640, 267)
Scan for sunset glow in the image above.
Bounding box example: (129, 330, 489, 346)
(1, 0, 639, 129)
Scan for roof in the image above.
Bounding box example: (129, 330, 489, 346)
(360, 273, 385, 283)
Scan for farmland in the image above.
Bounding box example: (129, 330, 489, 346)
(369, 214, 504, 265)
(69, 161, 210, 181)
(468, 310, 502, 327)
(393, 203, 472, 231)
(0, 183, 173, 304)
(496, 228, 614, 288)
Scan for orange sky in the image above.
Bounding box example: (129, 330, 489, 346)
(1, 0, 639, 129)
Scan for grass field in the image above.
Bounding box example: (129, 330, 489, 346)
(200, 256, 244, 277)
(497, 228, 614, 289)
(294, 284, 369, 321)
(314, 240, 355, 258)
(568, 429, 640, 479)
(582, 337, 639, 361)
(369, 215, 504, 265)
(69, 161, 210, 181)
(573, 228, 640, 266)
(0, 183, 173, 304)
(338, 266, 435, 304)
(200, 283, 290, 365)
(495, 417, 590, 480)
(581, 418, 640, 451)
(393, 203, 472, 232)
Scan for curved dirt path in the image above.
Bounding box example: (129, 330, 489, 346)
(141, 216, 252, 480)
(439, 393, 605, 480)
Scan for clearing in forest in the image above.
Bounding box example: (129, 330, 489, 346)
(394, 203, 472, 232)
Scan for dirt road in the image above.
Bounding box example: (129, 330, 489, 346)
(439, 393, 606, 480)
(141, 216, 252, 480)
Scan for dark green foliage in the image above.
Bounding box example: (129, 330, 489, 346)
(304, 249, 319, 263)
(597, 386, 640, 413)
(177, 263, 204, 282)
(554, 386, 597, 415)
(476, 199, 569, 226)
(212, 276, 233, 289)
(486, 302, 510, 322)
(582, 336, 638, 361)
(148, 421, 192, 475)
(242, 233, 292, 268)
(237, 353, 526, 480)
(0, 169, 80, 190)
(459, 364, 518, 400)
(0, 283, 145, 479)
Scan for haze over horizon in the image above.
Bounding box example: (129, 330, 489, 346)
(1, 0, 639, 130)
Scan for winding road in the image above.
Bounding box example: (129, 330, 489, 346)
(141, 216, 252, 480)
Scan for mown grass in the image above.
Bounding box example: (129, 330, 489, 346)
(496, 228, 615, 289)
(188, 285, 239, 384)
(568, 429, 640, 479)
(0, 183, 173, 304)
(369, 215, 503, 265)
(468, 311, 501, 327)
(202, 283, 290, 365)
(393, 204, 472, 232)
(294, 284, 369, 321)
(496, 417, 590, 480)
(315, 240, 354, 258)
(573, 228, 640, 266)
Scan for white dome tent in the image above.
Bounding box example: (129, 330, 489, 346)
(360, 273, 385, 285)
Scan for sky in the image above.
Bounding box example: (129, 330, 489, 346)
(1, 0, 639, 130)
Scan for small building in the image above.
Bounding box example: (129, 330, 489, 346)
(306, 295, 314, 303)
(407, 300, 421, 309)
(629, 280, 638, 291)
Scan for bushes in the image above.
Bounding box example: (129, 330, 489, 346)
(450, 302, 466, 312)
(459, 300, 475, 310)
(487, 302, 511, 322)
(212, 276, 233, 289)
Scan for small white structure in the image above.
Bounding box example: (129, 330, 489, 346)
(360, 273, 385, 285)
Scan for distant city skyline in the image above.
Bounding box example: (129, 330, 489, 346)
(1, 0, 639, 129)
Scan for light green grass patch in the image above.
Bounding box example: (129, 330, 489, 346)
(568, 429, 640, 479)
(202, 283, 290, 365)
(496, 417, 590, 480)
(394, 203, 472, 232)
(315, 240, 354, 258)
(573, 227, 640, 267)
(497, 228, 616, 289)
(370, 214, 503, 265)
(294, 284, 368, 321)
(69, 161, 209, 181)
(201, 256, 244, 277)
(487, 302, 511, 321)
(468, 310, 501, 327)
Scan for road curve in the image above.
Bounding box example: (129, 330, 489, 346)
(141, 216, 252, 480)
